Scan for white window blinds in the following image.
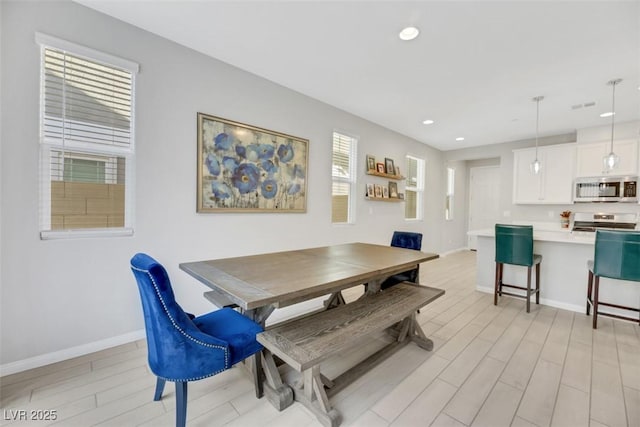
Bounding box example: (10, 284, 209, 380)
(42, 48, 133, 148)
(446, 167, 455, 220)
(332, 132, 357, 224)
(405, 155, 425, 220)
(37, 34, 138, 238)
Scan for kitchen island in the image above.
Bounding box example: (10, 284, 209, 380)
(469, 227, 640, 316)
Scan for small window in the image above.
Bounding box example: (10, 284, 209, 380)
(405, 155, 425, 220)
(37, 33, 138, 238)
(331, 132, 357, 224)
(445, 167, 455, 220)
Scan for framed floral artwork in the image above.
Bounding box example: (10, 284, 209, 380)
(197, 113, 308, 212)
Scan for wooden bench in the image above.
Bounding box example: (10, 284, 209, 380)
(256, 282, 444, 427)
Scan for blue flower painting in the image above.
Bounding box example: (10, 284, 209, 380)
(197, 113, 308, 212)
(232, 163, 260, 194)
(261, 179, 278, 199)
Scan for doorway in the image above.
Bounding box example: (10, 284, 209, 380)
(468, 166, 501, 250)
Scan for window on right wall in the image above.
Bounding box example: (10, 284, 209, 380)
(405, 155, 424, 220)
(331, 131, 357, 224)
(445, 167, 455, 220)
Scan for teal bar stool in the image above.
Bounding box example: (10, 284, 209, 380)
(494, 224, 542, 313)
(586, 230, 640, 329)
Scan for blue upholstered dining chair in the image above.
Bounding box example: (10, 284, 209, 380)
(586, 230, 640, 329)
(130, 253, 263, 427)
(381, 231, 423, 290)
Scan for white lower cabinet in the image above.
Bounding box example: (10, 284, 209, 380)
(513, 143, 576, 204)
(575, 139, 639, 177)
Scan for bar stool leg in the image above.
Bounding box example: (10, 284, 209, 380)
(526, 266, 532, 313)
(592, 276, 600, 329)
(586, 270, 593, 316)
(494, 262, 500, 305)
(535, 263, 540, 305)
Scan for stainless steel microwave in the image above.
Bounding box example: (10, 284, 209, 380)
(574, 176, 638, 203)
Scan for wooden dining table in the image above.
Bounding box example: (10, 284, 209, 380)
(179, 242, 439, 402)
(180, 242, 438, 320)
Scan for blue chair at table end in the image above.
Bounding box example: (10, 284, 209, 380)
(130, 253, 263, 427)
(381, 231, 423, 290)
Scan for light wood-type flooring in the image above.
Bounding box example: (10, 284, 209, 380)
(1, 250, 639, 426)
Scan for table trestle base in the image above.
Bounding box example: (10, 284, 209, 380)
(257, 282, 444, 426)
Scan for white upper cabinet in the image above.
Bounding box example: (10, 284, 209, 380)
(575, 139, 639, 177)
(513, 143, 576, 204)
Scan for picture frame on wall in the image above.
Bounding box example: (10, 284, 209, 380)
(197, 113, 309, 213)
(384, 157, 395, 175)
(374, 184, 382, 198)
(376, 163, 385, 174)
(366, 183, 375, 197)
(382, 186, 389, 198)
(389, 182, 398, 198)
(366, 155, 376, 171)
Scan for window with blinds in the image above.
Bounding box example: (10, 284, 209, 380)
(37, 34, 138, 238)
(405, 155, 425, 220)
(445, 167, 455, 220)
(331, 132, 357, 224)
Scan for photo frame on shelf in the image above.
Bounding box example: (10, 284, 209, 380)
(395, 166, 401, 176)
(382, 186, 389, 198)
(366, 183, 375, 197)
(389, 182, 398, 198)
(385, 157, 395, 175)
(376, 163, 385, 174)
(366, 155, 376, 171)
(197, 113, 308, 213)
(398, 193, 405, 199)
(374, 184, 382, 198)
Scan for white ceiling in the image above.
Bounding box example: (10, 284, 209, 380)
(76, 0, 640, 151)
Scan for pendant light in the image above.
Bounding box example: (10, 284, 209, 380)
(530, 96, 544, 174)
(603, 78, 622, 172)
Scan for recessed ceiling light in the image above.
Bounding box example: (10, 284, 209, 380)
(399, 27, 420, 41)
(600, 112, 615, 118)
(455, 137, 465, 141)
(422, 119, 434, 125)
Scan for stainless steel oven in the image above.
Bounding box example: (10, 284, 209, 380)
(572, 212, 638, 232)
(574, 176, 638, 203)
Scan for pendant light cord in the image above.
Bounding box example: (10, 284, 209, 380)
(532, 96, 543, 157)
(536, 96, 540, 160)
(610, 80, 617, 153)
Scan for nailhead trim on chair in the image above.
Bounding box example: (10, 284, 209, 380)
(132, 265, 229, 381)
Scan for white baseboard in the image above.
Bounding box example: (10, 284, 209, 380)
(475, 286, 585, 314)
(0, 329, 145, 377)
(438, 247, 469, 257)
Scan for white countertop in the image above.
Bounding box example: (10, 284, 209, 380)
(468, 227, 595, 245)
